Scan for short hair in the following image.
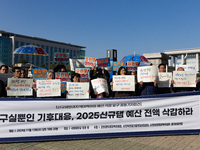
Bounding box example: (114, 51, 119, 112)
(71, 73, 80, 82)
(117, 67, 127, 75)
(0, 65, 8, 70)
(12, 67, 21, 73)
(158, 63, 166, 69)
(177, 67, 185, 71)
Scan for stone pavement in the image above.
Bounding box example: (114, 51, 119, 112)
(0, 134, 200, 150)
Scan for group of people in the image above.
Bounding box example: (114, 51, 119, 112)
(0, 62, 199, 98)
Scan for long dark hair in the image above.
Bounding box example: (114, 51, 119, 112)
(71, 73, 81, 82)
(117, 67, 127, 75)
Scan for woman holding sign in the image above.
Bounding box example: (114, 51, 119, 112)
(35, 71, 62, 98)
(110, 67, 135, 98)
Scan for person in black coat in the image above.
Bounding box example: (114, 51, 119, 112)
(0, 79, 6, 97)
(53, 61, 66, 72)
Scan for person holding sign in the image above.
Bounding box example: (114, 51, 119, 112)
(53, 61, 66, 72)
(110, 67, 135, 97)
(65, 73, 90, 98)
(90, 72, 109, 99)
(6, 67, 21, 91)
(90, 66, 110, 81)
(6, 67, 34, 98)
(171, 67, 197, 93)
(138, 66, 158, 96)
(35, 71, 62, 98)
(157, 63, 173, 95)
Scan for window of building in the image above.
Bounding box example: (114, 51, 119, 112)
(70, 50, 72, 58)
(50, 47, 53, 62)
(15, 41, 19, 49)
(59, 48, 61, 52)
(77, 51, 80, 58)
(55, 47, 57, 52)
(21, 42, 24, 46)
(73, 51, 76, 58)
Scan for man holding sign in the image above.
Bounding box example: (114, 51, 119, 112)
(157, 63, 173, 94)
(171, 67, 197, 93)
(137, 66, 158, 96)
(110, 67, 135, 97)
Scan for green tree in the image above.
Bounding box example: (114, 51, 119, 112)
(18, 58, 26, 64)
(48, 63, 56, 70)
(39, 64, 46, 68)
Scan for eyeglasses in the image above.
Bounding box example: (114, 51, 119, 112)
(15, 71, 21, 73)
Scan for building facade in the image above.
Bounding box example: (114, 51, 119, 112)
(164, 48, 200, 71)
(0, 30, 86, 67)
(143, 52, 175, 72)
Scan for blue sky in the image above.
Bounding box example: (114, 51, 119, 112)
(1, 0, 200, 60)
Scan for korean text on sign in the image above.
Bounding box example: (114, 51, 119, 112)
(61, 82, 66, 93)
(126, 61, 140, 71)
(137, 66, 158, 82)
(32, 68, 47, 79)
(54, 52, 69, 63)
(157, 73, 172, 88)
(75, 68, 89, 82)
(97, 58, 110, 68)
(113, 61, 126, 71)
(91, 78, 109, 94)
(36, 79, 61, 97)
(7, 78, 33, 96)
(113, 75, 135, 91)
(176, 65, 196, 71)
(173, 71, 196, 87)
(66, 82, 89, 99)
(55, 72, 71, 82)
(84, 57, 96, 67)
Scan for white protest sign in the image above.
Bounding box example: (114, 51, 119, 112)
(7, 78, 33, 96)
(157, 73, 172, 88)
(137, 66, 158, 82)
(36, 79, 61, 97)
(113, 75, 135, 91)
(173, 71, 196, 87)
(0, 73, 13, 84)
(69, 58, 85, 71)
(66, 82, 89, 99)
(91, 78, 109, 94)
(176, 65, 196, 71)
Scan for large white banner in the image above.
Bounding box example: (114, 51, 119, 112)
(36, 79, 61, 97)
(0, 93, 199, 142)
(66, 82, 89, 99)
(91, 78, 109, 94)
(137, 66, 158, 82)
(113, 75, 135, 91)
(173, 71, 196, 87)
(157, 73, 172, 88)
(7, 78, 33, 96)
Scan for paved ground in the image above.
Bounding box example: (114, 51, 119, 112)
(0, 134, 200, 150)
